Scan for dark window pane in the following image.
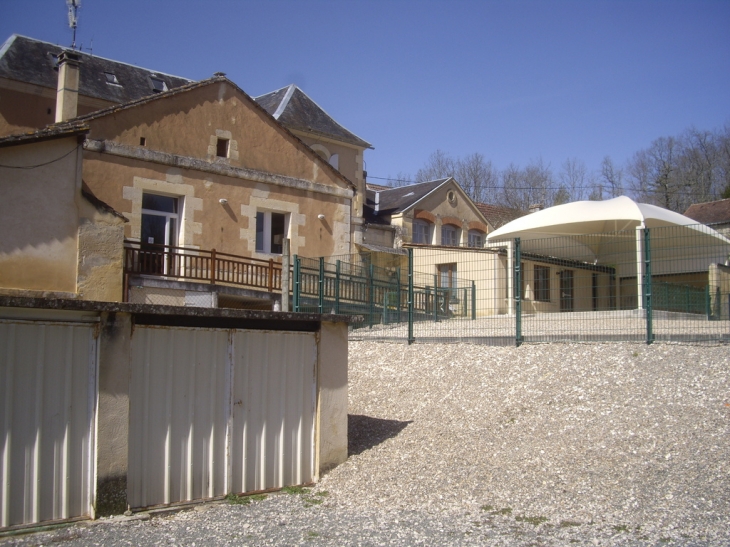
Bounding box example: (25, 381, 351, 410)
(270, 213, 285, 254)
(255, 212, 264, 252)
(216, 138, 229, 158)
(142, 193, 176, 213)
(141, 214, 167, 245)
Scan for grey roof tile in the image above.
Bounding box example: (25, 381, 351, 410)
(0, 34, 192, 104)
(365, 179, 450, 218)
(255, 84, 372, 149)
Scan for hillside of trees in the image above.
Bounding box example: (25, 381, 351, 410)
(384, 124, 730, 214)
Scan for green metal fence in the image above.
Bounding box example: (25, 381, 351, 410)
(293, 224, 730, 345)
(293, 252, 477, 333)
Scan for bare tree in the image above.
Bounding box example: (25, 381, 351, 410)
(454, 153, 498, 203)
(558, 157, 594, 202)
(720, 123, 730, 198)
(385, 172, 413, 188)
(600, 156, 624, 199)
(415, 150, 456, 182)
(627, 137, 683, 211)
(498, 159, 556, 211)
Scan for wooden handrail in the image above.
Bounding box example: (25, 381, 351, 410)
(123, 240, 283, 294)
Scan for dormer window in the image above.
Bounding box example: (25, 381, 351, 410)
(150, 76, 168, 93)
(104, 72, 120, 85)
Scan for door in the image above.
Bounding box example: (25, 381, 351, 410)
(0, 319, 97, 528)
(140, 193, 179, 274)
(128, 327, 229, 508)
(437, 263, 457, 315)
(229, 331, 316, 494)
(560, 270, 574, 312)
(128, 327, 316, 509)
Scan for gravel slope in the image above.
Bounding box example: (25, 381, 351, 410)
(4, 342, 729, 546)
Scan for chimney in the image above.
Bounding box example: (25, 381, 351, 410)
(55, 50, 81, 123)
(529, 203, 544, 214)
(374, 191, 380, 214)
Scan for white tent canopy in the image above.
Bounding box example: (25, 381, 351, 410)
(486, 196, 730, 311)
(487, 196, 725, 241)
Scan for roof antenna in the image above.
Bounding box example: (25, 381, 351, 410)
(66, 0, 81, 50)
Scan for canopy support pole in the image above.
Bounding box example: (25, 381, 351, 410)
(507, 240, 514, 315)
(635, 225, 644, 310)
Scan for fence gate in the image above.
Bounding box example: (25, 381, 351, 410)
(128, 326, 316, 509)
(0, 317, 97, 529)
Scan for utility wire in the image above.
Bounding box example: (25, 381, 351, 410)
(366, 175, 724, 198)
(0, 144, 81, 170)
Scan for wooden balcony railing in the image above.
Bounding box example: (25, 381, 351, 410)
(123, 241, 282, 301)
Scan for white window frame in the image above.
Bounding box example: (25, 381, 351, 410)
(255, 211, 288, 255)
(468, 229, 484, 248)
(141, 193, 181, 248)
(413, 220, 432, 244)
(441, 224, 459, 247)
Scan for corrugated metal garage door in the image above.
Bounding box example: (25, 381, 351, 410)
(230, 330, 316, 494)
(128, 327, 316, 509)
(0, 319, 97, 528)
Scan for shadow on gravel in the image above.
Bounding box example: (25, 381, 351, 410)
(348, 414, 412, 456)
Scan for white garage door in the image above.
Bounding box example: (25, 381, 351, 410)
(0, 319, 97, 529)
(128, 326, 316, 509)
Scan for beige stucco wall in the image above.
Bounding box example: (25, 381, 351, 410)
(78, 82, 356, 260)
(0, 83, 108, 138)
(412, 247, 503, 317)
(96, 311, 132, 516)
(394, 181, 491, 245)
(287, 131, 367, 251)
(77, 199, 125, 302)
(85, 82, 351, 192)
(0, 137, 81, 293)
(412, 247, 615, 317)
(709, 263, 730, 318)
(316, 320, 349, 476)
(0, 136, 125, 301)
(82, 151, 351, 259)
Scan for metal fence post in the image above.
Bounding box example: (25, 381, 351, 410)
(433, 274, 439, 323)
(396, 267, 401, 323)
(644, 228, 654, 344)
(318, 257, 325, 314)
(281, 239, 290, 311)
(368, 264, 375, 328)
(335, 260, 341, 315)
(471, 281, 476, 320)
(408, 248, 414, 344)
(293, 255, 300, 312)
(515, 237, 523, 347)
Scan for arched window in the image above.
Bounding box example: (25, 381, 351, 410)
(468, 229, 485, 248)
(412, 219, 432, 244)
(441, 224, 459, 246)
(310, 144, 330, 162)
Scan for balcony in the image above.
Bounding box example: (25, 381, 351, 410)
(123, 241, 282, 307)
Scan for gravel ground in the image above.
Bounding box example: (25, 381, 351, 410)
(3, 341, 729, 546)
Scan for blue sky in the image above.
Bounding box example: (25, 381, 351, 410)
(2, 0, 729, 184)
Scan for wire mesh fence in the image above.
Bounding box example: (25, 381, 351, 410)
(294, 223, 730, 345)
